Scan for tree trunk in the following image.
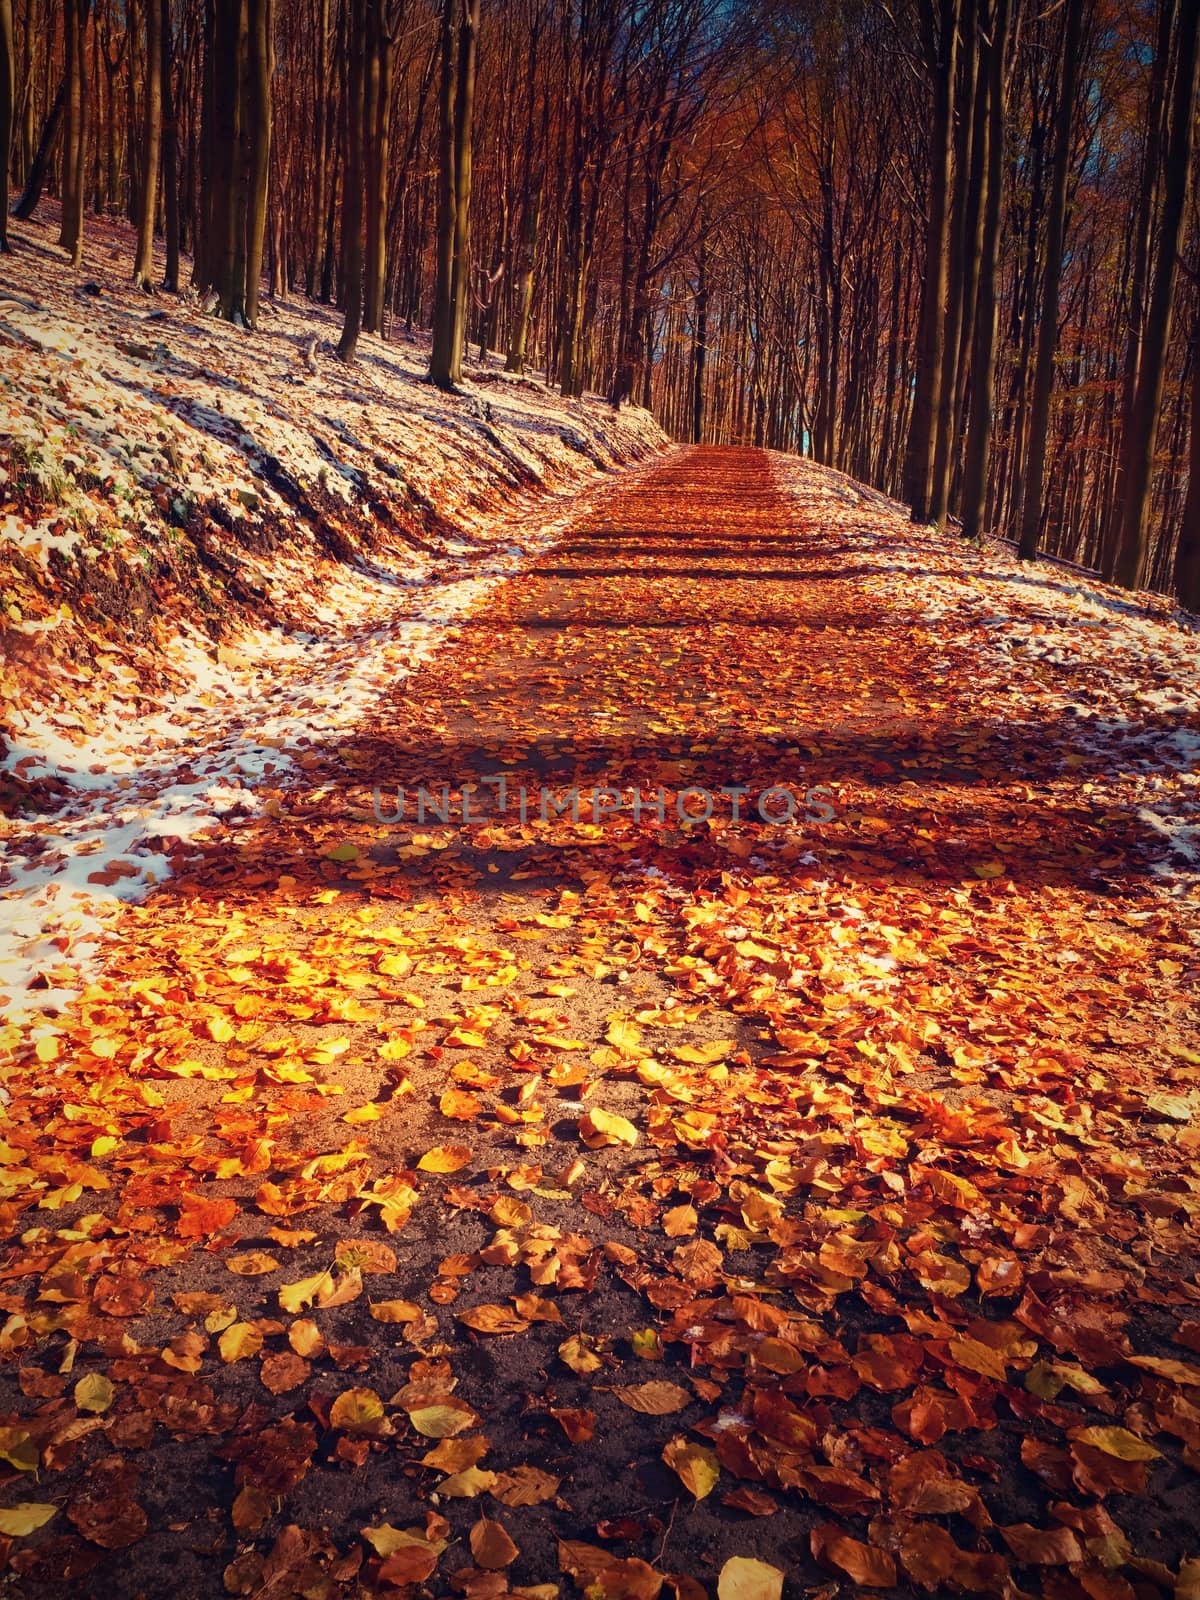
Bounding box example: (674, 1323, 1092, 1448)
(337, 0, 367, 360)
(960, 0, 1011, 540)
(132, 0, 163, 288)
(243, 0, 272, 326)
(505, 177, 540, 373)
(218, 0, 250, 321)
(0, 0, 13, 251)
(58, 0, 88, 265)
(1175, 316, 1200, 609)
(363, 5, 393, 335)
(12, 77, 63, 219)
(161, 0, 180, 290)
(1114, 0, 1200, 588)
(903, 0, 959, 522)
(691, 232, 708, 443)
(16, 0, 33, 176)
(929, 0, 979, 528)
(428, 0, 459, 385)
(307, 0, 330, 295)
(1017, 0, 1085, 560)
(448, 0, 480, 380)
(1102, 0, 1176, 572)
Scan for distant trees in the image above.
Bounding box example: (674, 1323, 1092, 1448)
(5, 0, 1200, 605)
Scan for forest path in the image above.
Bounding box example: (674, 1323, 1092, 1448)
(2, 446, 1199, 1598)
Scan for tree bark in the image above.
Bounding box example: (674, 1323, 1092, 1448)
(903, 0, 959, 522)
(132, 0, 163, 288)
(1017, 0, 1085, 560)
(307, 0, 331, 295)
(243, 0, 272, 326)
(12, 77, 62, 219)
(691, 231, 708, 443)
(960, 0, 1012, 540)
(1114, 0, 1200, 588)
(428, 0, 459, 385)
(58, 0, 89, 266)
(929, 0, 979, 528)
(337, 0, 367, 360)
(1102, 0, 1176, 572)
(363, 1, 394, 335)
(1175, 316, 1200, 609)
(448, 0, 480, 379)
(0, 0, 13, 251)
(160, 0, 180, 290)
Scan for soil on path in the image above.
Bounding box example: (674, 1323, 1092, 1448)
(1, 447, 1199, 1600)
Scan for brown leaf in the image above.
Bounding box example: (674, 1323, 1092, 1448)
(810, 1525, 896, 1588)
(999, 1524, 1084, 1566)
(613, 1380, 690, 1415)
(470, 1516, 519, 1569)
(458, 1304, 531, 1336)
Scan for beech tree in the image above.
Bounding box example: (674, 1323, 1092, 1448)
(429, 0, 481, 387)
(131, 0, 163, 288)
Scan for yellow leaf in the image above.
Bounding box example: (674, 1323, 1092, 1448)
(344, 1102, 388, 1124)
(331, 1387, 391, 1435)
(370, 1299, 423, 1324)
(718, 1557, 784, 1600)
(971, 860, 1005, 880)
(445, 1028, 489, 1048)
(219, 1322, 264, 1363)
(559, 1334, 603, 1375)
(417, 1145, 473, 1173)
(605, 1018, 644, 1056)
(408, 1399, 479, 1438)
(226, 1251, 280, 1277)
(440, 1088, 482, 1121)
(279, 1270, 334, 1314)
(671, 1040, 735, 1065)
(73, 1372, 114, 1413)
(1070, 1425, 1161, 1461)
(662, 1435, 719, 1499)
(289, 1319, 325, 1357)
(362, 1523, 443, 1558)
(0, 1428, 38, 1473)
(1127, 1355, 1200, 1386)
(578, 1107, 639, 1149)
(0, 1503, 57, 1537)
(421, 1435, 490, 1472)
(437, 1466, 499, 1498)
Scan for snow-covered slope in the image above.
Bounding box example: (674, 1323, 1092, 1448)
(0, 211, 666, 1038)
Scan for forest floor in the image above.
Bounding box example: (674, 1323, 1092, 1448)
(3, 232, 1200, 1600)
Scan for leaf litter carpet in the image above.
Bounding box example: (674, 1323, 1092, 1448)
(1, 446, 1200, 1599)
